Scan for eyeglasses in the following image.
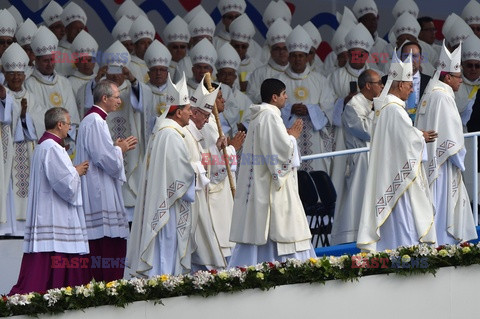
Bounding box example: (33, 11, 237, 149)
(368, 80, 383, 85)
(0, 39, 13, 46)
(449, 73, 463, 79)
(109, 95, 121, 100)
(61, 121, 72, 126)
(465, 62, 480, 69)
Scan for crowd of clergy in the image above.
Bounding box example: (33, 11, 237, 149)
(0, 0, 480, 294)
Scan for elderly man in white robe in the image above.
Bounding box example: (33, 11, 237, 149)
(185, 78, 226, 271)
(247, 19, 291, 104)
(163, 16, 190, 80)
(83, 41, 144, 222)
(128, 15, 154, 84)
(75, 80, 137, 282)
(229, 78, 314, 267)
(0, 44, 39, 237)
(10, 107, 90, 295)
(126, 74, 195, 277)
(357, 50, 437, 252)
(25, 26, 80, 154)
(54, 2, 87, 77)
(279, 25, 337, 172)
(415, 41, 478, 245)
(331, 69, 383, 245)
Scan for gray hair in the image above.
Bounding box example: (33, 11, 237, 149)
(358, 69, 376, 90)
(44, 107, 69, 130)
(93, 80, 117, 104)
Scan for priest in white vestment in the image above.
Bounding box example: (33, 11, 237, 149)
(186, 79, 226, 270)
(10, 107, 90, 295)
(229, 78, 315, 267)
(75, 80, 136, 282)
(279, 26, 336, 172)
(0, 44, 39, 237)
(357, 50, 437, 252)
(126, 74, 195, 277)
(332, 69, 383, 245)
(41, 1, 65, 41)
(127, 15, 154, 84)
(25, 26, 80, 155)
(162, 16, 190, 85)
(247, 18, 291, 104)
(112, 16, 134, 55)
(54, 2, 87, 77)
(69, 30, 98, 118)
(415, 42, 478, 245)
(15, 18, 37, 79)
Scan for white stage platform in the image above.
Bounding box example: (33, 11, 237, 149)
(11, 265, 479, 319)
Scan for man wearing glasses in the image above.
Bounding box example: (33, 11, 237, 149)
(415, 42, 478, 246)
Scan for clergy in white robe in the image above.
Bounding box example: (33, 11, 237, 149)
(75, 81, 136, 282)
(357, 89, 436, 252)
(331, 70, 383, 245)
(10, 107, 90, 295)
(279, 26, 336, 172)
(229, 78, 315, 267)
(186, 96, 226, 270)
(126, 74, 195, 277)
(127, 16, 154, 84)
(415, 76, 477, 245)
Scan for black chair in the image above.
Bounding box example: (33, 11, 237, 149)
(309, 170, 337, 247)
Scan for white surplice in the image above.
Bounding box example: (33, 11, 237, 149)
(279, 65, 337, 172)
(74, 106, 130, 240)
(229, 103, 313, 266)
(415, 81, 477, 245)
(24, 136, 89, 254)
(126, 118, 195, 277)
(357, 94, 436, 252)
(331, 92, 374, 245)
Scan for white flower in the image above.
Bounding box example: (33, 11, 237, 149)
(191, 271, 215, 290)
(162, 275, 184, 291)
(129, 277, 147, 294)
(7, 294, 32, 306)
(43, 288, 63, 306)
(415, 244, 432, 257)
(285, 258, 303, 268)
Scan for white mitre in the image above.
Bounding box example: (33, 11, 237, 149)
(218, 0, 246, 16)
(189, 38, 217, 68)
(392, 0, 419, 19)
(266, 18, 292, 47)
(61, 2, 87, 27)
(41, 1, 63, 27)
(462, 0, 480, 26)
(352, 0, 378, 19)
(144, 40, 172, 69)
(1, 43, 29, 72)
(188, 7, 215, 38)
(114, 0, 146, 21)
(229, 14, 255, 43)
(462, 35, 480, 61)
(345, 23, 374, 52)
(112, 16, 133, 42)
(16, 19, 37, 47)
(303, 21, 322, 49)
(129, 15, 155, 43)
(0, 9, 17, 38)
(216, 43, 241, 70)
(72, 30, 98, 58)
(263, 1, 292, 27)
(286, 25, 313, 54)
(31, 26, 58, 57)
(162, 16, 190, 45)
(102, 40, 131, 67)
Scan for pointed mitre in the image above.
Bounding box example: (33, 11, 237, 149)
(102, 40, 131, 67)
(216, 43, 241, 70)
(166, 72, 189, 106)
(31, 26, 58, 56)
(263, 1, 292, 28)
(336, 6, 358, 26)
(188, 7, 215, 38)
(144, 40, 172, 69)
(266, 18, 292, 46)
(114, 0, 146, 21)
(162, 16, 190, 44)
(462, 0, 480, 25)
(217, 0, 246, 16)
(352, 0, 378, 19)
(7, 6, 23, 28)
(129, 15, 155, 43)
(41, 1, 63, 27)
(61, 2, 87, 27)
(189, 38, 217, 67)
(303, 21, 322, 49)
(184, 5, 204, 24)
(190, 75, 209, 108)
(286, 25, 313, 54)
(229, 14, 255, 43)
(345, 23, 374, 52)
(462, 35, 480, 61)
(437, 40, 462, 73)
(15, 19, 38, 47)
(112, 16, 133, 42)
(443, 13, 474, 48)
(72, 30, 98, 57)
(392, 12, 421, 40)
(0, 9, 17, 37)
(1, 43, 29, 72)
(392, 0, 419, 19)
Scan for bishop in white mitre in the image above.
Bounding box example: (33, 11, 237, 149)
(25, 26, 80, 156)
(126, 74, 195, 277)
(15, 18, 37, 79)
(0, 44, 39, 237)
(54, 2, 87, 77)
(357, 50, 436, 252)
(128, 15, 154, 84)
(279, 26, 337, 172)
(415, 41, 477, 245)
(83, 41, 144, 222)
(162, 16, 190, 83)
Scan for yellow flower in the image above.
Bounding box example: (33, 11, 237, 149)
(86, 283, 91, 289)
(360, 252, 368, 257)
(160, 274, 169, 282)
(279, 268, 285, 274)
(106, 281, 116, 288)
(462, 247, 471, 254)
(218, 272, 228, 280)
(256, 273, 264, 280)
(309, 257, 317, 264)
(401, 255, 411, 263)
(64, 286, 72, 296)
(438, 249, 448, 257)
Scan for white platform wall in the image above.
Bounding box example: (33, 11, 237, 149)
(11, 265, 480, 319)
(0, 239, 23, 295)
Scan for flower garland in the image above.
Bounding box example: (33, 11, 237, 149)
(2, 242, 480, 317)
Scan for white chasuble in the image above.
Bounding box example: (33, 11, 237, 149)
(126, 118, 195, 277)
(416, 81, 477, 244)
(357, 94, 436, 252)
(230, 103, 311, 254)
